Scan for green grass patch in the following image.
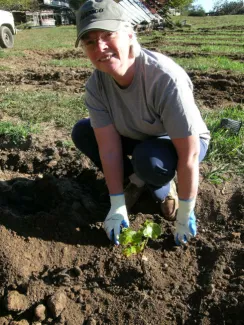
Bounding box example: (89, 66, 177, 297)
(171, 15, 244, 29)
(0, 121, 39, 144)
(47, 58, 92, 68)
(203, 105, 244, 183)
(174, 56, 244, 72)
(0, 89, 88, 130)
(164, 34, 244, 43)
(0, 66, 10, 71)
(0, 50, 26, 58)
(160, 44, 244, 55)
(165, 39, 244, 47)
(15, 26, 77, 50)
(200, 45, 244, 54)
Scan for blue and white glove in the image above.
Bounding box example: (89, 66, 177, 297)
(174, 198, 197, 245)
(104, 194, 129, 245)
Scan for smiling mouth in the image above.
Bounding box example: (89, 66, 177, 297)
(99, 54, 116, 62)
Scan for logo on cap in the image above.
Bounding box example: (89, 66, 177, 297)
(80, 8, 104, 20)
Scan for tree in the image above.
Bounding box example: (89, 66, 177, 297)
(170, 0, 194, 7)
(0, 0, 37, 11)
(213, 0, 244, 15)
(156, 0, 194, 9)
(188, 4, 206, 16)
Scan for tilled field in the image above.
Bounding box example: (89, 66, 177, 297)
(0, 26, 243, 325)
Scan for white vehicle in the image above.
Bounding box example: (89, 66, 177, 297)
(0, 10, 17, 48)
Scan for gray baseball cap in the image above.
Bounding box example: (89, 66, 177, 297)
(75, 0, 130, 47)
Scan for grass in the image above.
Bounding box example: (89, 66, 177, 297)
(165, 35, 244, 42)
(200, 45, 244, 54)
(0, 49, 26, 58)
(139, 30, 244, 68)
(203, 105, 244, 183)
(0, 121, 39, 144)
(174, 56, 244, 72)
(15, 26, 77, 50)
(164, 39, 244, 46)
(0, 66, 10, 71)
(0, 88, 88, 130)
(171, 15, 244, 28)
(161, 44, 244, 55)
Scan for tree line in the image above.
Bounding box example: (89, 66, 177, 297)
(213, 0, 244, 15)
(183, 0, 244, 16)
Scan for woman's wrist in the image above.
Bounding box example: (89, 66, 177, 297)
(177, 198, 196, 221)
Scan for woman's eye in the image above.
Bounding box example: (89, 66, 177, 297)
(104, 32, 113, 39)
(85, 40, 94, 46)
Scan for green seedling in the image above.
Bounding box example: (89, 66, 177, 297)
(119, 220, 162, 257)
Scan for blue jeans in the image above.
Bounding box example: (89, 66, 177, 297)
(72, 118, 208, 201)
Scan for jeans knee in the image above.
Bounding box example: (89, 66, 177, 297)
(132, 139, 177, 187)
(71, 119, 91, 150)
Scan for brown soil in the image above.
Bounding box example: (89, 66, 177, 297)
(0, 36, 243, 325)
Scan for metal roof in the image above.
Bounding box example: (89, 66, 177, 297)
(118, 0, 158, 24)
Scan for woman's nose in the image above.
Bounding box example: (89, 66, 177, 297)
(95, 39, 109, 52)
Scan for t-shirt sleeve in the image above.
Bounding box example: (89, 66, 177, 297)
(85, 74, 112, 129)
(156, 74, 201, 139)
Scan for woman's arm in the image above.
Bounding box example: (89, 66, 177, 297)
(171, 135, 200, 245)
(94, 124, 124, 195)
(172, 135, 200, 200)
(94, 124, 129, 244)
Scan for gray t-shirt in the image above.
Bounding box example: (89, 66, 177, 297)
(85, 48, 210, 143)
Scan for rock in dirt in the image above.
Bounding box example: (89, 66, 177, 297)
(5, 291, 29, 312)
(0, 318, 9, 325)
(34, 304, 47, 321)
(72, 266, 82, 277)
(47, 291, 67, 318)
(10, 320, 29, 325)
(230, 232, 241, 240)
(86, 318, 97, 325)
(206, 284, 215, 294)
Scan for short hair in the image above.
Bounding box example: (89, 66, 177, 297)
(120, 22, 141, 57)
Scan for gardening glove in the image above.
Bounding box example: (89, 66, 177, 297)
(174, 198, 197, 245)
(104, 194, 129, 245)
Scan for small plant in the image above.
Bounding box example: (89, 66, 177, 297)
(0, 121, 38, 144)
(119, 220, 162, 257)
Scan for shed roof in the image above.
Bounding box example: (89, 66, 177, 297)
(118, 0, 158, 24)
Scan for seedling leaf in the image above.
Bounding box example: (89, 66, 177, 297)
(131, 231, 144, 244)
(119, 220, 162, 257)
(143, 222, 162, 239)
(119, 228, 137, 245)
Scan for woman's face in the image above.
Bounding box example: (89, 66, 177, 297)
(82, 29, 135, 86)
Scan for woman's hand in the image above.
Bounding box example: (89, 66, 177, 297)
(174, 199, 197, 245)
(104, 194, 129, 245)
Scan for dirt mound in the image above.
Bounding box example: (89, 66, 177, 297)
(0, 68, 92, 94)
(0, 135, 243, 325)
